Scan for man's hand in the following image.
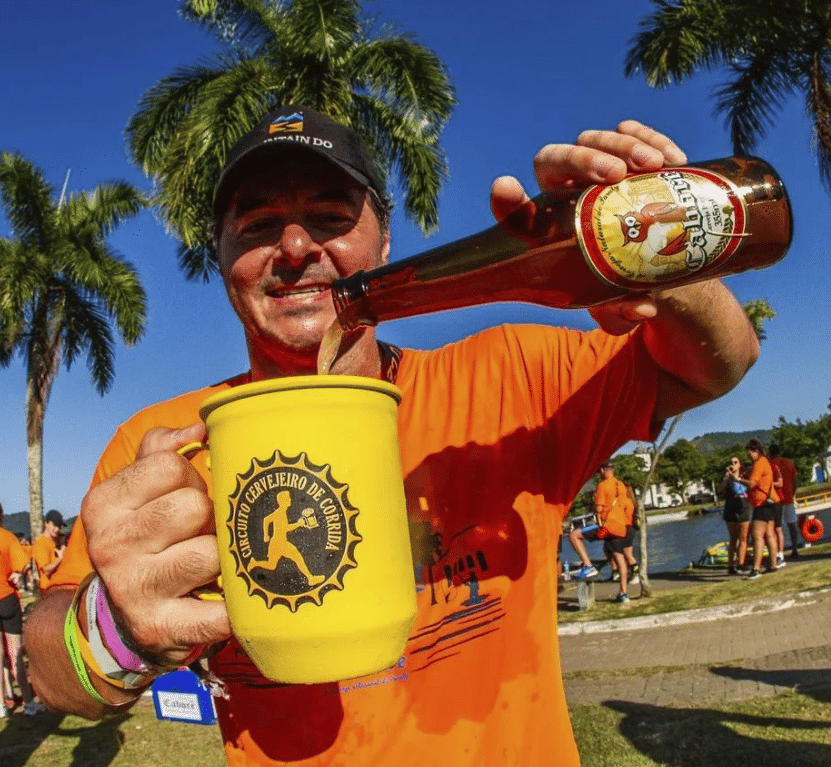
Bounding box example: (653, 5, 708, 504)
(488, 120, 758, 421)
(81, 422, 231, 669)
(490, 120, 687, 335)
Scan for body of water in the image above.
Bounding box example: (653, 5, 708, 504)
(562, 505, 831, 574)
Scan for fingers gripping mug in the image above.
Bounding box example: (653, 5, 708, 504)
(189, 376, 417, 684)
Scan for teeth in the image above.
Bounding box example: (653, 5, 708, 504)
(268, 286, 328, 298)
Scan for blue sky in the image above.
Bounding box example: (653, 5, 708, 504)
(1, 0, 829, 517)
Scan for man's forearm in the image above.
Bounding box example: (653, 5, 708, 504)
(24, 587, 142, 718)
(643, 280, 760, 422)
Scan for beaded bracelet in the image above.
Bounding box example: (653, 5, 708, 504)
(64, 575, 109, 705)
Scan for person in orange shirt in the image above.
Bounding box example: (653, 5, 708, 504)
(24, 110, 760, 767)
(31, 510, 66, 592)
(0, 503, 44, 717)
(604, 482, 640, 586)
(568, 460, 632, 597)
(731, 439, 780, 578)
(588, 462, 632, 602)
(769, 443, 800, 560)
(18, 537, 33, 594)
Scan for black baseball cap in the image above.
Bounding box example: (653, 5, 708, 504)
(599, 460, 614, 470)
(213, 105, 386, 220)
(45, 509, 66, 528)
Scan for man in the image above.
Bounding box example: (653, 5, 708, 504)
(0, 503, 45, 716)
(769, 443, 800, 559)
(31, 509, 66, 592)
(605, 482, 640, 586)
(24, 107, 759, 767)
(569, 461, 632, 601)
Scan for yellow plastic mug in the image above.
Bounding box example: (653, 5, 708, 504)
(197, 375, 417, 684)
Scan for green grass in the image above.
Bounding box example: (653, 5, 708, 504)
(570, 690, 831, 767)
(0, 698, 225, 767)
(5, 689, 830, 767)
(560, 543, 831, 624)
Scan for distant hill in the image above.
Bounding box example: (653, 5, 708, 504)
(2, 511, 78, 539)
(689, 429, 775, 455)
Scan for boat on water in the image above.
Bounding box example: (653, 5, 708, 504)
(693, 540, 771, 569)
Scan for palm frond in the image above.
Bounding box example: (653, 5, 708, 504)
(281, 0, 362, 62)
(0, 152, 57, 250)
(127, 58, 241, 174)
(180, 0, 283, 53)
(713, 47, 800, 154)
(59, 283, 116, 395)
(353, 97, 448, 232)
(806, 50, 831, 190)
(151, 56, 281, 248)
(347, 36, 456, 125)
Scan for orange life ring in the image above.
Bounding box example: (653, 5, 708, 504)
(801, 517, 824, 543)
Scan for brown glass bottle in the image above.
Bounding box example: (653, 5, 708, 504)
(330, 156, 792, 330)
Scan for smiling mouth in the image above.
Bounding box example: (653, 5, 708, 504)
(265, 284, 330, 300)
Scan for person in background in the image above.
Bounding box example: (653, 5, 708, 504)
(17, 535, 33, 594)
(769, 443, 800, 560)
(717, 457, 751, 574)
(0, 503, 45, 716)
(732, 440, 780, 579)
(604, 482, 640, 586)
(23, 112, 761, 767)
(571, 461, 632, 602)
(32, 510, 66, 593)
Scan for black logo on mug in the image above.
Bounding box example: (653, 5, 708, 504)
(227, 451, 361, 611)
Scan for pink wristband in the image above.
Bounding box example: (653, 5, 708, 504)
(95, 582, 150, 674)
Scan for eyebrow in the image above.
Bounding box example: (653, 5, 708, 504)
(232, 188, 359, 220)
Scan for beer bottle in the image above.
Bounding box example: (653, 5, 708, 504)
(330, 156, 792, 330)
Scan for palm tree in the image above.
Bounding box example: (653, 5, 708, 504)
(0, 153, 147, 539)
(625, 0, 831, 185)
(127, 0, 456, 281)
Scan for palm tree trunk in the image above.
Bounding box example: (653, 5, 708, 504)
(26, 302, 63, 541)
(637, 413, 683, 597)
(25, 378, 45, 541)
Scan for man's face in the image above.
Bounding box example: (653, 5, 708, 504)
(216, 152, 390, 368)
(45, 520, 59, 539)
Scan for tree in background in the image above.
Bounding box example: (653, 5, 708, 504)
(613, 453, 648, 491)
(0, 153, 146, 539)
(626, 0, 831, 189)
(742, 299, 776, 341)
(772, 411, 831, 482)
(654, 439, 708, 503)
(127, 0, 456, 281)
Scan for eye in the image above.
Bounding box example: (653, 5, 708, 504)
(623, 215, 638, 227)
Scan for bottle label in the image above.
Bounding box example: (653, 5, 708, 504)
(575, 168, 747, 288)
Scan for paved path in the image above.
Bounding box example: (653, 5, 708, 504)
(558, 575, 831, 706)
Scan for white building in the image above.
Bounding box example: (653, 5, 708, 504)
(632, 445, 715, 509)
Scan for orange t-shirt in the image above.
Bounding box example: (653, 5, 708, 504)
(53, 324, 661, 767)
(32, 534, 58, 591)
(770, 456, 797, 504)
(621, 486, 636, 526)
(0, 527, 26, 600)
(593, 477, 629, 537)
(747, 456, 780, 508)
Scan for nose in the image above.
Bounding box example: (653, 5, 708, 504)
(277, 222, 322, 265)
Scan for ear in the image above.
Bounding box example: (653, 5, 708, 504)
(379, 227, 391, 265)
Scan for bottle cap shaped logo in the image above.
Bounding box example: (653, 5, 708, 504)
(226, 451, 361, 611)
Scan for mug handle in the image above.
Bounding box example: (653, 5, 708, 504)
(177, 441, 209, 464)
(176, 442, 223, 602)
